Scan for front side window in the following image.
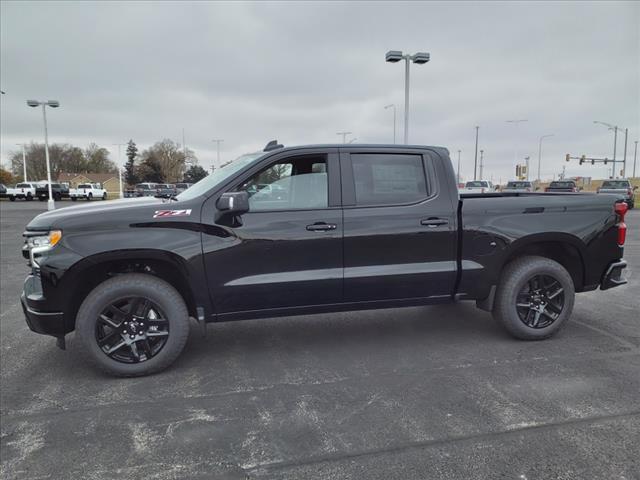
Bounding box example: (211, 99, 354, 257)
(238, 155, 328, 211)
(351, 154, 428, 206)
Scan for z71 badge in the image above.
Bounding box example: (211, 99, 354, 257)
(153, 209, 192, 219)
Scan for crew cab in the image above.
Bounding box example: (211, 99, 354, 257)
(20, 143, 629, 377)
(7, 182, 38, 201)
(598, 179, 636, 209)
(70, 183, 108, 201)
(460, 180, 495, 193)
(134, 183, 158, 197)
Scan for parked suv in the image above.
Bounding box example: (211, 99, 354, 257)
(134, 183, 158, 197)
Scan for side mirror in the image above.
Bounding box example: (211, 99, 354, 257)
(217, 191, 249, 215)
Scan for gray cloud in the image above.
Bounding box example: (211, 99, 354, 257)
(1, 0, 638, 181)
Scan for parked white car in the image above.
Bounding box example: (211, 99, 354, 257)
(459, 180, 495, 194)
(6, 182, 38, 201)
(70, 183, 107, 201)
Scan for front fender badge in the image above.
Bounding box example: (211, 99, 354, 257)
(153, 209, 192, 219)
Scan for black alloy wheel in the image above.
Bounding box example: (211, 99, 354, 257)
(96, 297, 170, 363)
(515, 274, 564, 329)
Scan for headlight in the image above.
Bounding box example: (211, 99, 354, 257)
(26, 230, 62, 268)
(27, 230, 62, 249)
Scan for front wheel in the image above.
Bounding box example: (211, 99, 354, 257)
(492, 256, 575, 340)
(9, 196, 15, 202)
(102, 193, 107, 200)
(71, 197, 77, 202)
(26, 193, 33, 201)
(75, 274, 190, 377)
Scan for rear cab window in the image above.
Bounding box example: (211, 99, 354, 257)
(350, 153, 429, 206)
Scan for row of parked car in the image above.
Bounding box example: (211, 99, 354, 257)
(459, 179, 636, 208)
(0, 182, 109, 202)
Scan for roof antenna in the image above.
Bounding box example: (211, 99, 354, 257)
(263, 140, 284, 152)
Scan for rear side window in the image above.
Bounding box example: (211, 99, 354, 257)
(351, 154, 428, 206)
(17, 183, 30, 188)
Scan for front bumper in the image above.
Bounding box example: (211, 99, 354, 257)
(600, 260, 627, 290)
(21, 274, 65, 337)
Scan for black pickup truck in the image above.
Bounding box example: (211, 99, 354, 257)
(21, 142, 629, 376)
(36, 182, 69, 201)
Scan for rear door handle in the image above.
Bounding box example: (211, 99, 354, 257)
(306, 222, 337, 232)
(420, 218, 448, 227)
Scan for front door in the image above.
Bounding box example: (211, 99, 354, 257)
(340, 148, 458, 303)
(201, 149, 343, 315)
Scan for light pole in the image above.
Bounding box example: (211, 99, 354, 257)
(594, 121, 627, 178)
(524, 156, 530, 181)
(633, 140, 638, 179)
(112, 143, 126, 198)
(537, 134, 554, 182)
(27, 99, 59, 211)
(385, 50, 430, 144)
(16, 143, 27, 182)
(384, 104, 396, 144)
(336, 131, 352, 144)
(506, 119, 528, 172)
(457, 149, 461, 184)
(212, 139, 223, 172)
(473, 126, 479, 180)
(479, 150, 485, 181)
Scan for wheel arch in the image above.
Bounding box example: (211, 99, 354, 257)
(62, 249, 200, 331)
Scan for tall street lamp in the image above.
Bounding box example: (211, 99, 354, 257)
(16, 143, 27, 182)
(385, 50, 430, 144)
(336, 131, 352, 144)
(479, 149, 485, 181)
(537, 134, 554, 182)
(633, 140, 638, 179)
(473, 126, 479, 180)
(457, 149, 461, 184)
(112, 143, 126, 198)
(212, 139, 224, 172)
(384, 104, 396, 144)
(27, 99, 59, 210)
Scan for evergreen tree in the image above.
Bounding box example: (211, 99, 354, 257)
(183, 165, 208, 183)
(124, 139, 139, 185)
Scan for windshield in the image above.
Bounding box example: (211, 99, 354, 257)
(465, 181, 488, 188)
(176, 152, 266, 201)
(601, 181, 630, 189)
(550, 181, 575, 187)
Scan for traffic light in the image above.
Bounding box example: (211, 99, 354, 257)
(579, 155, 585, 165)
(591, 159, 595, 165)
(565, 154, 570, 162)
(604, 158, 608, 165)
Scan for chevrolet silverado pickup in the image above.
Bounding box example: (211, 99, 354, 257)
(21, 142, 629, 376)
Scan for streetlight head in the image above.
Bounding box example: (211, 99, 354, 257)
(412, 52, 430, 64)
(385, 50, 403, 63)
(27, 100, 40, 107)
(47, 100, 60, 108)
(384, 104, 393, 109)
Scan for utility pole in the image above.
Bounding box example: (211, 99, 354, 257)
(633, 140, 638, 179)
(622, 128, 628, 177)
(524, 156, 530, 181)
(212, 139, 223, 172)
(112, 143, 126, 198)
(537, 134, 554, 182)
(479, 150, 484, 181)
(473, 126, 479, 180)
(336, 131, 352, 144)
(457, 149, 461, 184)
(612, 127, 618, 178)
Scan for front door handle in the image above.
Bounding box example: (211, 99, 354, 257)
(306, 222, 337, 232)
(420, 218, 448, 227)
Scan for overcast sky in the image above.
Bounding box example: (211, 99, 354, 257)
(1, 1, 638, 182)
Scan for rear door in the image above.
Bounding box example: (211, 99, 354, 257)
(201, 148, 343, 314)
(340, 147, 458, 303)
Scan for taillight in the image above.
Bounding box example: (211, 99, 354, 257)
(615, 202, 628, 246)
(628, 188, 633, 196)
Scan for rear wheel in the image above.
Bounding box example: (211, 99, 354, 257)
(75, 274, 190, 377)
(87, 193, 93, 201)
(493, 256, 574, 340)
(71, 197, 77, 202)
(9, 196, 15, 202)
(102, 193, 107, 200)
(26, 193, 33, 201)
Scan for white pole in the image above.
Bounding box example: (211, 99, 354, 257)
(18, 144, 27, 182)
(393, 104, 396, 144)
(404, 55, 410, 144)
(457, 149, 461, 184)
(42, 104, 54, 211)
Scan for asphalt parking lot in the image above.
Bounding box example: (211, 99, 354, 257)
(1, 199, 639, 479)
